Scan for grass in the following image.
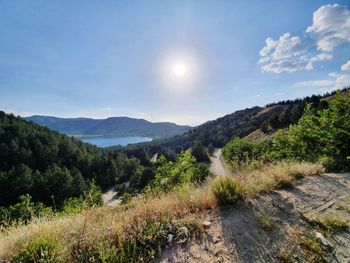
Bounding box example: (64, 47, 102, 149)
(296, 233, 327, 263)
(337, 199, 350, 214)
(0, 183, 217, 262)
(0, 161, 324, 262)
(211, 176, 240, 205)
(277, 245, 295, 263)
(302, 212, 349, 231)
(320, 214, 348, 230)
(225, 161, 324, 197)
(254, 209, 274, 230)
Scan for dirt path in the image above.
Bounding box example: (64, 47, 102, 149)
(157, 173, 350, 263)
(210, 149, 231, 177)
(102, 187, 121, 206)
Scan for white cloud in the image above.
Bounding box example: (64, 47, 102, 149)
(306, 4, 350, 52)
(341, 60, 350, 70)
(294, 80, 334, 89)
(261, 57, 307, 73)
(258, 33, 332, 73)
(259, 4, 350, 74)
(306, 53, 333, 70)
(259, 33, 309, 73)
(294, 73, 350, 91)
(335, 74, 350, 87)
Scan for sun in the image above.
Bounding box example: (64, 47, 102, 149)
(173, 64, 186, 77)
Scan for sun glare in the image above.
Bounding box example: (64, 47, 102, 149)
(173, 64, 186, 77)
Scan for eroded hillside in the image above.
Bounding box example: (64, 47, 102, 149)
(158, 173, 350, 263)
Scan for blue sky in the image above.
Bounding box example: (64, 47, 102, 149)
(1, 1, 350, 125)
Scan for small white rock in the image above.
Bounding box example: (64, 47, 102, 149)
(315, 232, 328, 246)
(202, 221, 211, 229)
(167, 233, 174, 243)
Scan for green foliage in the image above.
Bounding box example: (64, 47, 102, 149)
(222, 137, 253, 162)
(223, 137, 273, 163)
(70, 214, 200, 263)
(191, 141, 209, 162)
(0, 194, 53, 226)
(223, 92, 350, 171)
(62, 196, 87, 215)
(191, 163, 209, 183)
(12, 235, 60, 263)
(0, 111, 145, 211)
(152, 152, 208, 192)
(121, 193, 132, 205)
(211, 176, 240, 205)
(85, 180, 103, 207)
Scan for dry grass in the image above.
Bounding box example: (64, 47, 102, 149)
(254, 209, 274, 230)
(0, 182, 217, 261)
(230, 161, 324, 197)
(301, 211, 349, 231)
(0, 161, 323, 261)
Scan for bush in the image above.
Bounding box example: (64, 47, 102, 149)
(13, 235, 60, 263)
(191, 163, 209, 183)
(211, 176, 241, 205)
(222, 137, 252, 162)
(62, 196, 87, 214)
(0, 194, 53, 226)
(121, 193, 132, 205)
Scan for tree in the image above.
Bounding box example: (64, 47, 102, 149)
(191, 141, 209, 162)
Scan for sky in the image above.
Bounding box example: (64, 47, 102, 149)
(1, 1, 350, 126)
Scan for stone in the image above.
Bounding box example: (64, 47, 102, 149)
(167, 233, 174, 243)
(202, 221, 211, 229)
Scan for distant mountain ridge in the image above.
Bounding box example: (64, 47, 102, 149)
(25, 115, 191, 138)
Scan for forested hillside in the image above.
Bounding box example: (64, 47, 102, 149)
(123, 88, 349, 162)
(0, 112, 143, 207)
(25, 115, 191, 138)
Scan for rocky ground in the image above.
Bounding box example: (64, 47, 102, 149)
(157, 173, 350, 263)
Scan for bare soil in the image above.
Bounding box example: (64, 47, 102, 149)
(157, 173, 350, 263)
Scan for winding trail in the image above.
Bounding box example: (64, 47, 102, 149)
(209, 149, 231, 177)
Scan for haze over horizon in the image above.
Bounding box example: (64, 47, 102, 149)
(1, 1, 350, 126)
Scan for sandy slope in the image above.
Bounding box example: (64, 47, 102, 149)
(157, 173, 350, 263)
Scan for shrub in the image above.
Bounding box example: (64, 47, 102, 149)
(211, 176, 240, 205)
(191, 163, 209, 183)
(12, 235, 60, 263)
(62, 196, 87, 214)
(121, 193, 132, 205)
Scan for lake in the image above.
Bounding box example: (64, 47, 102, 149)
(80, 136, 152, 148)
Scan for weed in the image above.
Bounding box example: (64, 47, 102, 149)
(297, 233, 327, 263)
(321, 214, 348, 230)
(254, 209, 274, 230)
(211, 176, 241, 205)
(12, 235, 61, 263)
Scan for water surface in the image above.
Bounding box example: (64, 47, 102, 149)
(80, 136, 152, 147)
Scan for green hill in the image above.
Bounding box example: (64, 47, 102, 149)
(25, 116, 191, 138)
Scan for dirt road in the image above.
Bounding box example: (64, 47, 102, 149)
(102, 187, 121, 206)
(209, 149, 231, 177)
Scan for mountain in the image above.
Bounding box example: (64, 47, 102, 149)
(25, 116, 191, 138)
(0, 111, 138, 207)
(124, 88, 350, 162)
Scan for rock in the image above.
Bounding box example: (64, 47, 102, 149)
(202, 221, 211, 229)
(177, 226, 189, 243)
(179, 226, 188, 238)
(315, 232, 333, 249)
(167, 233, 174, 243)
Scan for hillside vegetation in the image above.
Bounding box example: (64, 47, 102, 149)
(0, 112, 153, 209)
(123, 88, 349, 163)
(0, 89, 349, 262)
(25, 116, 191, 138)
